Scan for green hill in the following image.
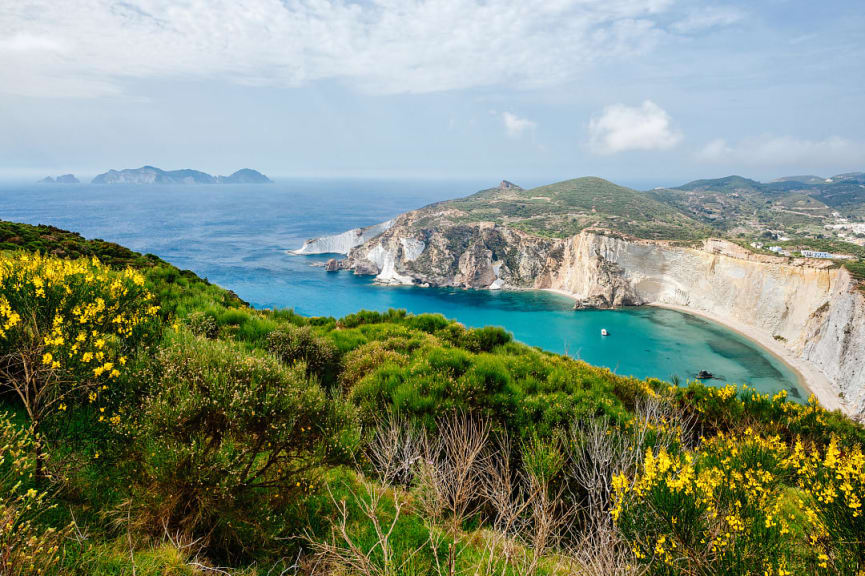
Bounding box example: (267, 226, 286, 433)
(421, 176, 711, 241)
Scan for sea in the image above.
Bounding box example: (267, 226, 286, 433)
(0, 179, 803, 398)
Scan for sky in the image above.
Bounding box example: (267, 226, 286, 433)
(0, 0, 863, 187)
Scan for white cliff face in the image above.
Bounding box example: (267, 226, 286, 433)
(399, 237, 425, 262)
(290, 220, 393, 255)
(365, 243, 415, 285)
(802, 272, 865, 413)
(542, 232, 865, 417)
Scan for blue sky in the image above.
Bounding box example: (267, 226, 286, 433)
(0, 0, 863, 187)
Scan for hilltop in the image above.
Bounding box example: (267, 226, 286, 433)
(415, 176, 711, 241)
(91, 165, 272, 184)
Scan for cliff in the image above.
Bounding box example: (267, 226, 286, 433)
(290, 220, 394, 255)
(301, 213, 865, 418)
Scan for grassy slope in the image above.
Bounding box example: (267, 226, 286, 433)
(418, 177, 711, 241)
(3, 219, 865, 575)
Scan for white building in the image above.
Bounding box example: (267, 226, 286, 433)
(800, 250, 854, 260)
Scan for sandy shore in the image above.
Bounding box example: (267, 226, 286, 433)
(541, 289, 843, 412)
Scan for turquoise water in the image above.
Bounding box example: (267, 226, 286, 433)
(0, 179, 803, 398)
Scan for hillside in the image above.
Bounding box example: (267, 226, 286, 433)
(2, 219, 865, 575)
(648, 172, 865, 243)
(396, 173, 865, 254)
(419, 177, 711, 241)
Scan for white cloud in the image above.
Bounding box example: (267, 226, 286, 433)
(502, 112, 536, 139)
(671, 6, 744, 33)
(588, 100, 682, 154)
(0, 33, 65, 53)
(696, 135, 865, 167)
(695, 138, 733, 162)
(0, 0, 679, 98)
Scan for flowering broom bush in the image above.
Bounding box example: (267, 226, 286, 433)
(612, 428, 865, 575)
(0, 252, 160, 474)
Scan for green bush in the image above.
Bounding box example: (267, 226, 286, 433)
(0, 412, 70, 575)
(183, 310, 218, 339)
(134, 331, 358, 557)
(266, 324, 339, 384)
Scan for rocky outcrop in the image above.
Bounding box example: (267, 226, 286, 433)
(290, 220, 393, 255)
(311, 212, 865, 418)
(39, 174, 79, 184)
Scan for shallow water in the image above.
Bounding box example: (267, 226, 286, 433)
(0, 179, 803, 397)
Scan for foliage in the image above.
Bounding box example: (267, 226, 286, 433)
(267, 324, 339, 384)
(0, 412, 69, 575)
(134, 331, 358, 557)
(0, 251, 161, 479)
(612, 429, 865, 575)
(183, 310, 218, 339)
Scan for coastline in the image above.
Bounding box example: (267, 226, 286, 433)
(541, 288, 843, 413)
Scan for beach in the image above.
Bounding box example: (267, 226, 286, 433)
(542, 288, 844, 413)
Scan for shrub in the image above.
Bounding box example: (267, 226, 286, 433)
(0, 252, 160, 476)
(461, 326, 513, 353)
(612, 429, 865, 575)
(339, 341, 409, 390)
(267, 324, 339, 384)
(135, 332, 358, 557)
(0, 412, 70, 575)
(183, 311, 218, 339)
(339, 308, 407, 329)
(405, 312, 450, 333)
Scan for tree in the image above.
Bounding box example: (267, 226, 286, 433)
(0, 252, 160, 476)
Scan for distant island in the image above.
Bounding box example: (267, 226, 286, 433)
(91, 166, 272, 184)
(38, 174, 79, 184)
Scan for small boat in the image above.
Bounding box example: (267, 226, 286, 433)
(697, 370, 713, 380)
(601, 329, 609, 336)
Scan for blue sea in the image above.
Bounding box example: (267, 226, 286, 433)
(0, 179, 803, 398)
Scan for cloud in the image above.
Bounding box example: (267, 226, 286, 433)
(696, 135, 865, 167)
(0, 33, 65, 53)
(0, 0, 680, 98)
(502, 112, 536, 139)
(588, 100, 682, 154)
(670, 6, 744, 33)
